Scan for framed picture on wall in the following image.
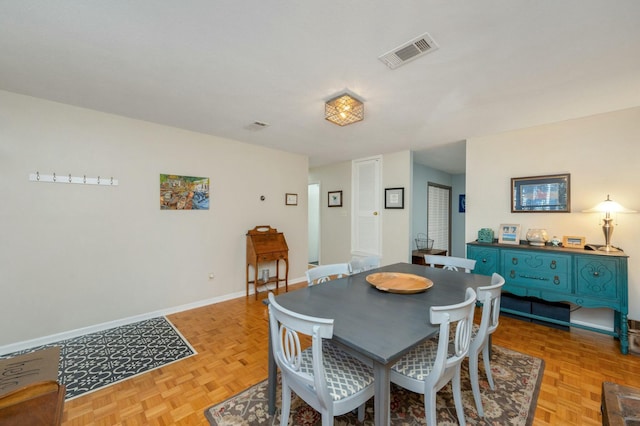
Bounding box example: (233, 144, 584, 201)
(511, 174, 570, 212)
(385, 187, 404, 209)
(328, 190, 342, 207)
(285, 193, 298, 205)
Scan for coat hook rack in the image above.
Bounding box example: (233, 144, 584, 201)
(29, 172, 119, 186)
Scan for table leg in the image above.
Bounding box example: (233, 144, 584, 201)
(268, 315, 277, 415)
(373, 361, 390, 426)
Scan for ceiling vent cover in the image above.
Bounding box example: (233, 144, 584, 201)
(378, 32, 438, 69)
(244, 121, 271, 131)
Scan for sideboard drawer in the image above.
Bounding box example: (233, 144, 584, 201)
(576, 256, 620, 300)
(501, 250, 571, 291)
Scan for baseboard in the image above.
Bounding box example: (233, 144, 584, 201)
(1, 275, 306, 356)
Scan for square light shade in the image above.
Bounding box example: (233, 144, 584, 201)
(325, 93, 364, 126)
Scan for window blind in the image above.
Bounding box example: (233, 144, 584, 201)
(427, 184, 451, 251)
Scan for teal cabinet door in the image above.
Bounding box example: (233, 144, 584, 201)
(467, 245, 498, 276)
(576, 256, 619, 300)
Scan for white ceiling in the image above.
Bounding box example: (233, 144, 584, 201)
(2, 1, 640, 174)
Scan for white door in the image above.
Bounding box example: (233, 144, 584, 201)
(351, 156, 381, 256)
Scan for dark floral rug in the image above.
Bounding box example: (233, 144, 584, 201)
(204, 345, 543, 425)
(1, 317, 195, 400)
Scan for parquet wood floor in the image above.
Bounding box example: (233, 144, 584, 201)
(60, 283, 640, 425)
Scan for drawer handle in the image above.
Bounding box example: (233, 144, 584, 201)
(593, 271, 600, 277)
(550, 260, 557, 270)
(553, 276, 560, 285)
(482, 258, 487, 263)
(510, 270, 516, 279)
(512, 257, 518, 265)
(518, 274, 550, 281)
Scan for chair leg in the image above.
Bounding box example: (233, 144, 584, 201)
(423, 388, 437, 426)
(280, 381, 291, 426)
(482, 343, 495, 390)
(452, 368, 467, 425)
(321, 413, 333, 426)
(357, 403, 365, 422)
(469, 351, 485, 417)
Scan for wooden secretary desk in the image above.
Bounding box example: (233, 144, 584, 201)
(246, 225, 289, 299)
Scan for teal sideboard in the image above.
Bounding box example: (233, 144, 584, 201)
(467, 241, 630, 354)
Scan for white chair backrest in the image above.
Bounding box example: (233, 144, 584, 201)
(267, 292, 334, 408)
(350, 256, 381, 274)
(476, 273, 505, 340)
(430, 287, 477, 375)
(305, 263, 351, 286)
(424, 255, 476, 273)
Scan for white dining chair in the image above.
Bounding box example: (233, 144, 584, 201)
(305, 263, 351, 286)
(350, 255, 381, 274)
(267, 292, 375, 426)
(424, 255, 477, 273)
(468, 272, 505, 417)
(390, 287, 477, 426)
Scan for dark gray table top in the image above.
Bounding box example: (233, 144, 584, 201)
(272, 262, 492, 365)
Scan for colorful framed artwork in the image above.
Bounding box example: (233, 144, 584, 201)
(511, 174, 570, 212)
(160, 174, 210, 210)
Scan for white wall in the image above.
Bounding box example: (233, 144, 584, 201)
(309, 150, 413, 266)
(466, 106, 640, 320)
(309, 161, 352, 265)
(381, 150, 412, 264)
(0, 90, 309, 348)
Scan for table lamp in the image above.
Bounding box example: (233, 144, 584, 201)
(583, 195, 636, 252)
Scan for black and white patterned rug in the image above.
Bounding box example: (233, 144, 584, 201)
(1, 316, 196, 400)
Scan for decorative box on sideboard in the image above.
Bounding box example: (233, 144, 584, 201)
(467, 241, 629, 354)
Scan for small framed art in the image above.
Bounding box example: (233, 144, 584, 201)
(285, 193, 298, 206)
(328, 190, 342, 207)
(498, 224, 521, 245)
(385, 187, 404, 209)
(562, 235, 585, 249)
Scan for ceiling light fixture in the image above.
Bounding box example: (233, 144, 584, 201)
(325, 93, 364, 126)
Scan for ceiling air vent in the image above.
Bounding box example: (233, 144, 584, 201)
(378, 32, 438, 70)
(244, 121, 271, 131)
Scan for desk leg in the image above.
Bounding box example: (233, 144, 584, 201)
(284, 258, 289, 292)
(254, 261, 259, 300)
(268, 316, 277, 415)
(373, 361, 390, 426)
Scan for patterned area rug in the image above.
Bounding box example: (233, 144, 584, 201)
(1, 317, 195, 400)
(204, 345, 543, 426)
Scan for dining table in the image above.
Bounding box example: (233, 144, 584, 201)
(267, 262, 492, 426)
